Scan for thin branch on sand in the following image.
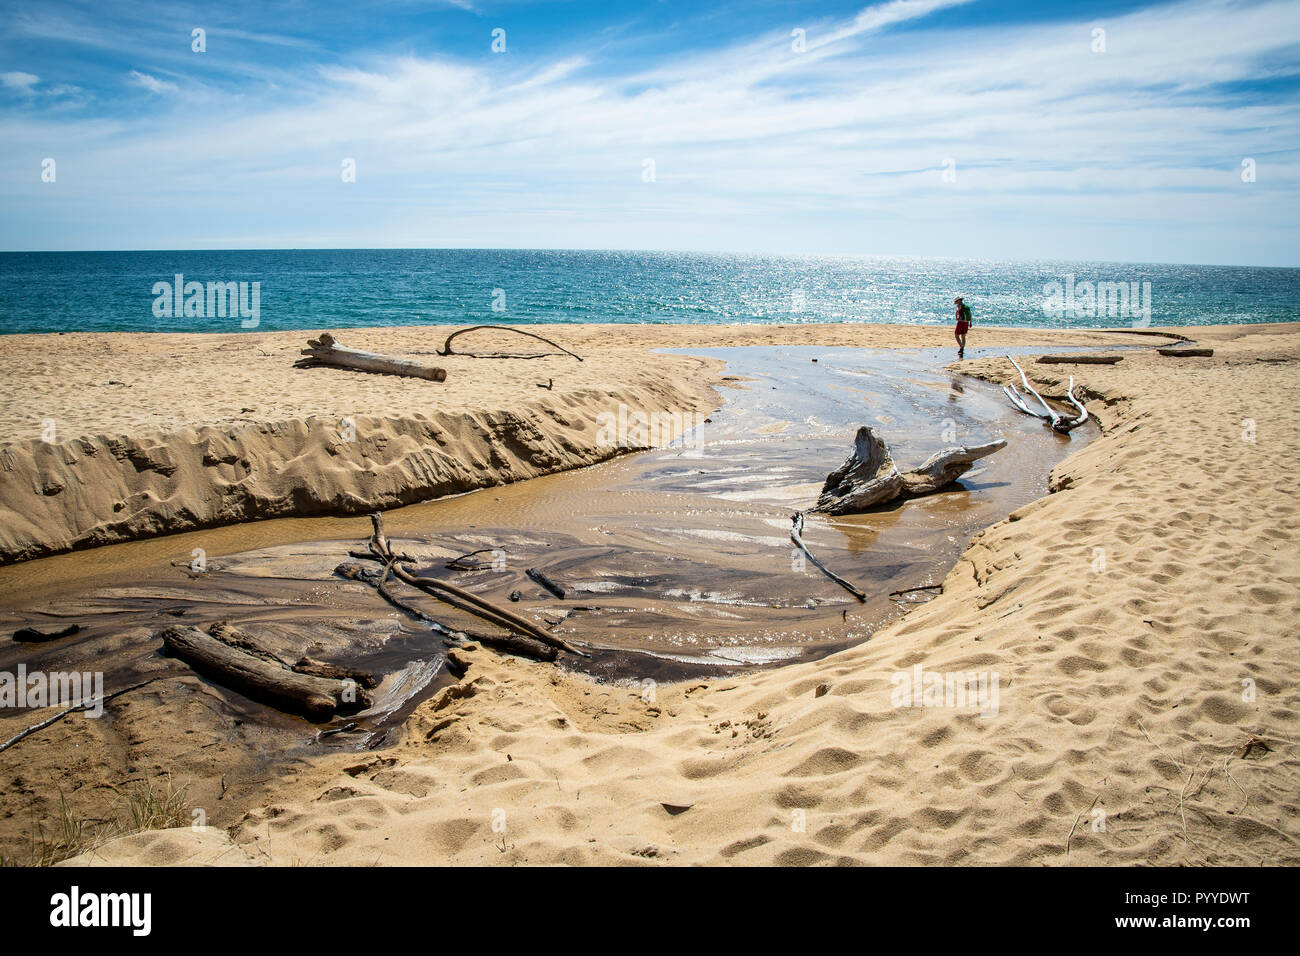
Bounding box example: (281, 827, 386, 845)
(1222, 756, 1248, 812)
(1066, 794, 1100, 856)
(1136, 718, 1186, 773)
(790, 512, 866, 602)
(0, 679, 163, 754)
(438, 326, 583, 362)
(889, 584, 942, 597)
(1178, 760, 1206, 856)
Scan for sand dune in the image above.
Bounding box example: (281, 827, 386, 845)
(50, 322, 1300, 867)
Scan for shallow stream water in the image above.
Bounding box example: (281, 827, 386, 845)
(0, 345, 1095, 744)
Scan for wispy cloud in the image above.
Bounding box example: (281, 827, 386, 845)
(1, 71, 40, 91)
(127, 70, 178, 94)
(1, 0, 1297, 263)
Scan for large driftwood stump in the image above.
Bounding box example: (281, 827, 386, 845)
(814, 426, 903, 514)
(160, 624, 371, 722)
(298, 332, 447, 382)
(814, 426, 1007, 515)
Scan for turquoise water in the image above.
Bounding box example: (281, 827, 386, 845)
(0, 249, 1295, 335)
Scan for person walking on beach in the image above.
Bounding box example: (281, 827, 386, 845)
(954, 296, 972, 358)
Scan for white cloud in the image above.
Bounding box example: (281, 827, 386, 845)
(128, 70, 177, 94)
(1, 71, 40, 90)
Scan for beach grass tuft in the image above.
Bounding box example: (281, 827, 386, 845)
(5, 774, 191, 867)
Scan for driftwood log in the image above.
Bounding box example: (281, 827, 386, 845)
(1157, 347, 1214, 357)
(1036, 355, 1123, 365)
(205, 621, 377, 688)
(160, 624, 371, 722)
(796, 426, 1007, 593)
(815, 426, 902, 512)
(298, 332, 447, 382)
(899, 441, 1008, 496)
(526, 567, 567, 599)
(813, 426, 1006, 515)
(334, 560, 557, 662)
(12, 624, 81, 643)
(363, 513, 587, 658)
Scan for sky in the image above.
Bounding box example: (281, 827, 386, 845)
(1, 0, 1298, 265)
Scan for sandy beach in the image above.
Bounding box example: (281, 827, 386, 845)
(1, 321, 1295, 867)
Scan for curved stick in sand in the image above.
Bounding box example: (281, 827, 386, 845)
(438, 326, 583, 362)
(790, 512, 867, 602)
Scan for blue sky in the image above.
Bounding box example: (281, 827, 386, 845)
(1, 0, 1298, 264)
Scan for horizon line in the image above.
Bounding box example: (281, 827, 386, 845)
(1, 247, 1296, 272)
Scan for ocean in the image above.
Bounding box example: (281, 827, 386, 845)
(0, 249, 1296, 335)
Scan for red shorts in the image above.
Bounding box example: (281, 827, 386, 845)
(955, 321, 970, 335)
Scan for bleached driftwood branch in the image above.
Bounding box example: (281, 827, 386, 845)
(1002, 357, 1088, 433)
(794, 426, 1007, 596)
(899, 440, 1010, 496)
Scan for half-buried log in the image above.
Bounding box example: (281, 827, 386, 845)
(160, 625, 370, 722)
(12, 624, 81, 643)
(526, 567, 567, 599)
(1157, 347, 1213, 357)
(814, 426, 1007, 515)
(297, 332, 447, 382)
(1036, 355, 1123, 365)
